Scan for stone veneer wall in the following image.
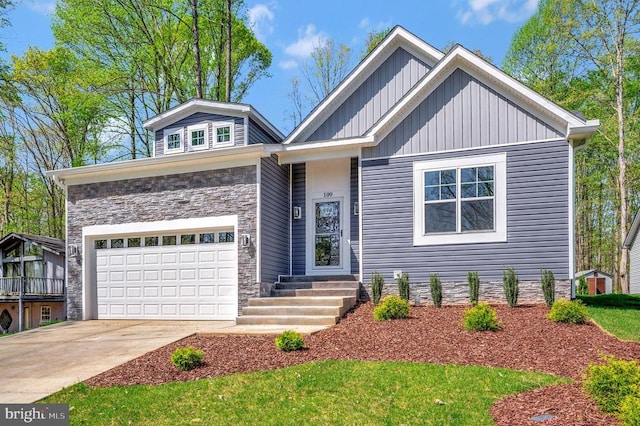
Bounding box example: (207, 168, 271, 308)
(360, 280, 571, 305)
(66, 166, 257, 320)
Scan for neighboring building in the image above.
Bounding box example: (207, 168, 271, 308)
(575, 269, 613, 295)
(47, 26, 599, 322)
(0, 233, 65, 333)
(624, 210, 640, 294)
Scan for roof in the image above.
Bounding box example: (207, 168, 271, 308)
(624, 209, 640, 248)
(0, 233, 65, 256)
(575, 269, 612, 279)
(143, 98, 284, 141)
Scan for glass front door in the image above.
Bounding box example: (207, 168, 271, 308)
(314, 199, 342, 268)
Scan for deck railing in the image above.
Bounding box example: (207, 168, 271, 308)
(0, 277, 65, 296)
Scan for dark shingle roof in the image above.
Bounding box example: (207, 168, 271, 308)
(0, 233, 65, 255)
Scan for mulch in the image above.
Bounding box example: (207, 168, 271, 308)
(87, 303, 639, 425)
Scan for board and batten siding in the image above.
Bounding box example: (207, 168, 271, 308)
(630, 239, 640, 294)
(307, 48, 431, 142)
(364, 69, 565, 159)
(154, 112, 245, 156)
(361, 140, 570, 284)
(291, 163, 306, 275)
(260, 155, 290, 283)
(249, 118, 280, 144)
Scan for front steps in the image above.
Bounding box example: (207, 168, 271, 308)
(237, 276, 360, 327)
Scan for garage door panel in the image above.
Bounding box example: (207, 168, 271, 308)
(96, 232, 238, 320)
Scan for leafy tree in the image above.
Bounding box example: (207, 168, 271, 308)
(301, 39, 352, 105)
(363, 27, 391, 57)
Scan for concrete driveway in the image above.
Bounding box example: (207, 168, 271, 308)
(0, 320, 235, 403)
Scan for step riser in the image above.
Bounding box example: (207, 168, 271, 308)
(279, 275, 358, 283)
(249, 296, 356, 307)
(242, 306, 343, 316)
(271, 289, 358, 298)
(236, 316, 339, 326)
(274, 282, 360, 290)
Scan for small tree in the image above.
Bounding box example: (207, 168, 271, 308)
(503, 267, 519, 308)
(468, 271, 480, 305)
(577, 275, 589, 296)
(371, 272, 384, 305)
(541, 269, 555, 308)
(398, 272, 410, 301)
(430, 274, 443, 308)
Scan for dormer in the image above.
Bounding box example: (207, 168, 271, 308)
(143, 99, 284, 157)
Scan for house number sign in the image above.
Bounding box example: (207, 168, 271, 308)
(323, 192, 333, 198)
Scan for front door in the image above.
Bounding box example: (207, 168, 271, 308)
(313, 198, 343, 270)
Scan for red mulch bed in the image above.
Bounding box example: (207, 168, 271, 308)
(88, 303, 638, 425)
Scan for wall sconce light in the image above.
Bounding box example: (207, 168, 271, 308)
(240, 234, 251, 248)
(353, 202, 359, 216)
(293, 206, 302, 220)
(68, 244, 79, 257)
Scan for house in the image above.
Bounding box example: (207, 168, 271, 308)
(0, 233, 66, 333)
(47, 26, 599, 323)
(623, 210, 640, 294)
(575, 269, 613, 295)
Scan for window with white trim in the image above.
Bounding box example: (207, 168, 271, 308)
(164, 127, 183, 154)
(214, 122, 234, 146)
(413, 153, 507, 246)
(188, 124, 208, 150)
(41, 306, 51, 323)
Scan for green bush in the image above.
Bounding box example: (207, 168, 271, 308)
(373, 295, 410, 320)
(430, 274, 443, 308)
(275, 330, 306, 352)
(463, 302, 501, 331)
(468, 271, 480, 305)
(371, 272, 384, 305)
(503, 267, 519, 308)
(621, 388, 640, 426)
(577, 275, 589, 296)
(541, 269, 555, 308)
(547, 298, 589, 324)
(583, 356, 640, 415)
(171, 346, 205, 371)
(398, 272, 410, 301)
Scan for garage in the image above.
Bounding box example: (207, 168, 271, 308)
(94, 229, 237, 320)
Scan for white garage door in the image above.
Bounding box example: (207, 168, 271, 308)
(95, 231, 237, 320)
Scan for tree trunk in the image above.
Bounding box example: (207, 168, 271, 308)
(225, 0, 232, 102)
(191, 0, 203, 99)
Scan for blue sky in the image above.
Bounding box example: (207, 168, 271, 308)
(2, 0, 539, 133)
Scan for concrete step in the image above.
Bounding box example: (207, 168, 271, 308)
(271, 288, 358, 298)
(236, 315, 339, 326)
(248, 296, 356, 307)
(278, 275, 359, 283)
(274, 281, 360, 290)
(242, 305, 344, 317)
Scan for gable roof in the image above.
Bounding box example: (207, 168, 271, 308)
(143, 98, 284, 141)
(0, 233, 65, 256)
(284, 26, 444, 144)
(575, 269, 612, 279)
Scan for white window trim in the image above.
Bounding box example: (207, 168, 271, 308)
(41, 305, 51, 322)
(164, 127, 183, 154)
(413, 153, 507, 246)
(213, 122, 235, 147)
(188, 123, 209, 151)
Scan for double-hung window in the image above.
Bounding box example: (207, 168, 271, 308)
(188, 124, 208, 150)
(164, 127, 183, 154)
(214, 122, 234, 147)
(413, 153, 506, 245)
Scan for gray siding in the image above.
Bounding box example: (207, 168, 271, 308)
(350, 158, 359, 274)
(364, 69, 565, 159)
(260, 155, 290, 282)
(154, 112, 245, 156)
(44, 251, 65, 281)
(249, 118, 279, 144)
(308, 48, 430, 141)
(292, 163, 305, 275)
(630, 239, 640, 294)
(361, 140, 570, 284)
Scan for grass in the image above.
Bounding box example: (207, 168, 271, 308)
(41, 360, 566, 426)
(577, 294, 640, 342)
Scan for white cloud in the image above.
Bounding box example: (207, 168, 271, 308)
(456, 0, 538, 25)
(278, 59, 299, 70)
(247, 3, 274, 42)
(26, 1, 56, 16)
(284, 24, 327, 59)
(359, 17, 370, 29)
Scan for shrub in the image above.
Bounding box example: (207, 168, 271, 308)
(468, 271, 480, 305)
(547, 298, 589, 324)
(373, 295, 410, 320)
(577, 275, 589, 296)
(502, 267, 519, 308)
(583, 355, 640, 415)
(171, 346, 205, 371)
(541, 269, 556, 308)
(577, 293, 640, 309)
(274, 330, 306, 352)
(430, 274, 443, 308)
(371, 272, 384, 305)
(620, 388, 640, 426)
(463, 302, 501, 331)
(398, 272, 410, 301)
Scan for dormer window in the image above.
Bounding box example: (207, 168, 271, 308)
(188, 124, 209, 150)
(214, 122, 234, 147)
(164, 127, 183, 154)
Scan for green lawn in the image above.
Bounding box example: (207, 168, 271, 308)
(577, 294, 640, 342)
(42, 360, 566, 426)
